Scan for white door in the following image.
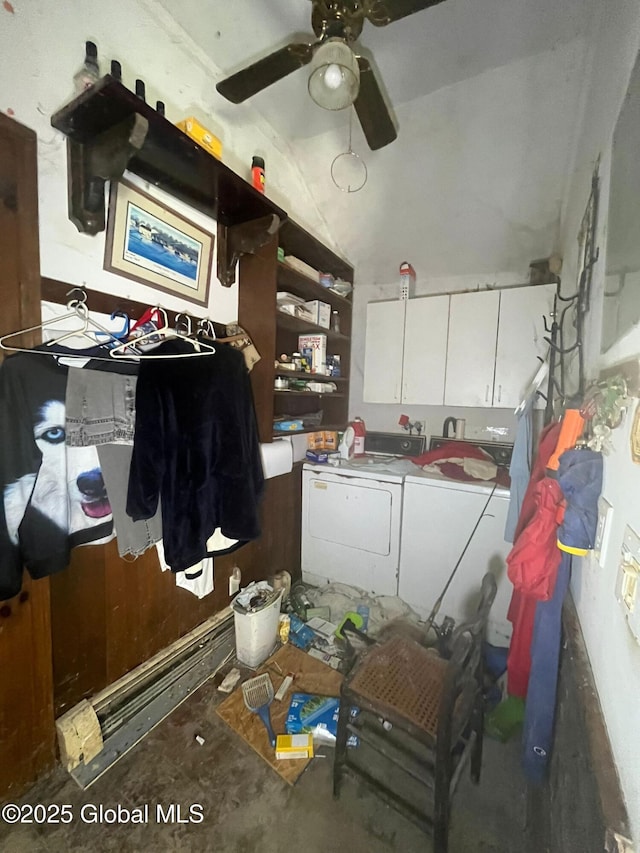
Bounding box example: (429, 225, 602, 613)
(493, 284, 556, 408)
(402, 294, 449, 404)
(398, 480, 513, 645)
(363, 300, 405, 403)
(444, 290, 499, 407)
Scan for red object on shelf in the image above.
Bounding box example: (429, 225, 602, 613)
(351, 417, 366, 457)
(252, 156, 265, 193)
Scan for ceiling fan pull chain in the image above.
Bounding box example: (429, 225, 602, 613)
(331, 106, 368, 193)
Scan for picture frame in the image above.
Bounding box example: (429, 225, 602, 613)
(104, 180, 214, 306)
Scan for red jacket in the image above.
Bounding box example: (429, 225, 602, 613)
(507, 477, 563, 601)
(506, 420, 562, 697)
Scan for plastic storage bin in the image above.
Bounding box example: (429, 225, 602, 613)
(234, 590, 283, 667)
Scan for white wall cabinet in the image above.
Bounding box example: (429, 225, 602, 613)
(363, 284, 555, 408)
(363, 299, 405, 403)
(444, 290, 500, 407)
(363, 295, 449, 404)
(493, 283, 556, 408)
(402, 294, 450, 404)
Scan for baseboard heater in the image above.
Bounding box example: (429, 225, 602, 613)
(56, 608, 235, 789)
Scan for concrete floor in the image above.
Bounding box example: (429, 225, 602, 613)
(0, 674, 531, 853)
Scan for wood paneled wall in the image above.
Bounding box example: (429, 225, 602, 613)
(0, 128, 303, 797)
(50, 460, 303, 716)
(0, 114, 56, 800)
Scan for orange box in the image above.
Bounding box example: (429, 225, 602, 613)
(176, 117, 222, 160)
(307, 430, 337, 451)
(307, 432, 324, 450)
(322, 431, 338, 451)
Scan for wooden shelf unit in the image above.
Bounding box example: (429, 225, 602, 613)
(272, 250, 352, 439)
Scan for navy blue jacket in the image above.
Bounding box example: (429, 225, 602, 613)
(126, 340, 264, 571)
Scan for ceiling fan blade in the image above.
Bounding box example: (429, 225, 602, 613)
(354, 57, 397, 150)
(364, 0, 447, 27)
(216, 43, 315, 104)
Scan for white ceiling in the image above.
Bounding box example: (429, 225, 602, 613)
(158, 0, 598, 284)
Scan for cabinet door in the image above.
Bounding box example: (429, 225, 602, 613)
(494, 284, 556, 408)
(363, 300, 405, 403)
(402, 294, 449, 404)
(445, 290, 499, 407)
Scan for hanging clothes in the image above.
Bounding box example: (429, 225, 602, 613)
(506, 477, 564, 601)
(521, 551, 571, 783)
(522, 444, 603, 781)
(506, 420, 562, 698)
(0, 352, 114, 599)
(156, 539, 214, 599)
(126, 340, 264, 571)
(556, 448, 603, 555)
(97, 444, 162, 559)
(64, 367, 162, 560)
(65, 367, 137, 446)
(504, 396, 534, 542)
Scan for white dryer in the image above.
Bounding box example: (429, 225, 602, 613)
(301, 459, 407, 596)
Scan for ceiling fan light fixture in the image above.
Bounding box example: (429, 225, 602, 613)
(308, 38, 360, 110)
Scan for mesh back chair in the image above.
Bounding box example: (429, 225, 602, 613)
(333, 572, 497, 853)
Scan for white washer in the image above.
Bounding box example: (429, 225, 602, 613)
(398, 470, 513, 646)
(301, 459, 407, 596)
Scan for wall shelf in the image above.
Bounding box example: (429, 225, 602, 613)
(275, 311, 349, 342)
(50, 75, 287, 232)
(274, 390, 346, 398)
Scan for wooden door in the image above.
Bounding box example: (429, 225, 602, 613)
(444, 290, 499, 407)
(363, 300, 405, 403)
(402, 294, 450, 404)
(0, 113, 56, 800)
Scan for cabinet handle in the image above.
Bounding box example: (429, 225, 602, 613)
(498, 384, 502, 402)
(485, 385, 489, 402)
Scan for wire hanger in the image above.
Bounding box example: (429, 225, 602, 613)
(0, 289, 124, 357)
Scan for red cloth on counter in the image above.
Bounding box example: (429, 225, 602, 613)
(411, 441, 511, 487)
(506, 420, 562, 698)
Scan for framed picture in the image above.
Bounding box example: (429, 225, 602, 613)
(104, 180, 214, 306)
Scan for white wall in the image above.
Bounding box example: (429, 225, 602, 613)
(0, 0, 333, 322)
(558, 0, 640, 841)
(292, 36, 589, 286)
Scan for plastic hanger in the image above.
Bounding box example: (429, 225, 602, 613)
(515, 360, 549, 415)
(110, 312, 216, 360)
(197, 318, 217, 340)
(91, 310, 131, 346)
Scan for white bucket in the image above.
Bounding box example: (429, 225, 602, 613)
(234, 590, 283, 668)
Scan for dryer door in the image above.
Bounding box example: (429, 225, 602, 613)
(301, 470, 402, 595)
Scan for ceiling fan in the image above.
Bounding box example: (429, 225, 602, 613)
(216, 0, 447, 151)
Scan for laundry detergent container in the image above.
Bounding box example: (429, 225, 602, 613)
(233, 589, 283, 668)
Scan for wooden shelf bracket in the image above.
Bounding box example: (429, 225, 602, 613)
(67, 112, 148, 235)
(217, 213, 282, 287)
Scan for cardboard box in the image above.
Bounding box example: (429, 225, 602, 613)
(307, 431, 337, 451)
(275, 733, 314, 760)
(298, 334, 327, 374)
(304, 300, 331, 329)
(176, 117, 222, 160)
